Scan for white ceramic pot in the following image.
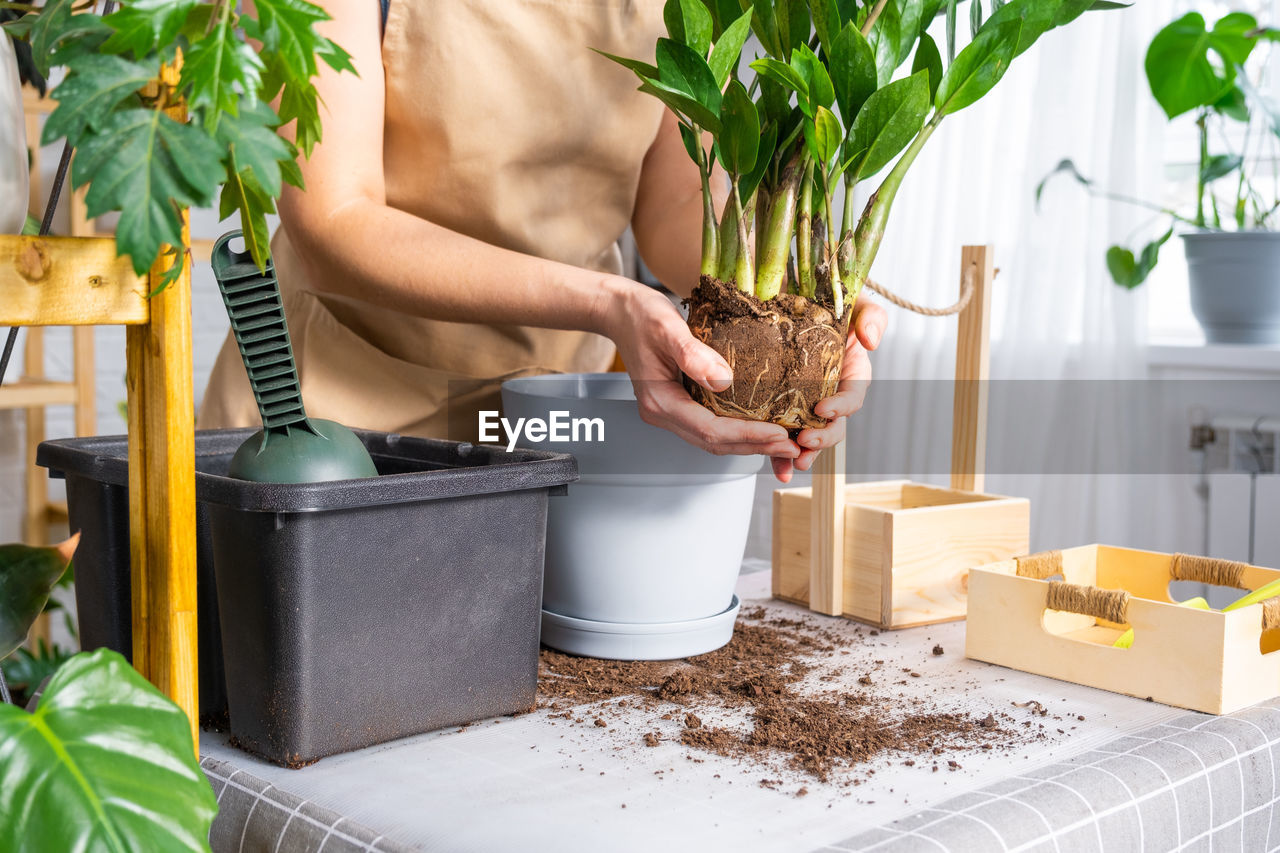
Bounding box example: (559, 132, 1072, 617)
(501, 373, 761, 659)
(1183, 231, 1280, 345)
(0, 37, 29, 235)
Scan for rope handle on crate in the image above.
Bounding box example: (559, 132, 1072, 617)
(1011, 550, 1280, 629)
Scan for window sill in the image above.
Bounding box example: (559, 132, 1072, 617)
(1146, 338, 1280, 376)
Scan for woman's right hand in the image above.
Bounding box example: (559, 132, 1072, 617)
(597, 277, 803, 464)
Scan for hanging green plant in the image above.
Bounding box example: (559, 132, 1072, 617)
(604, 0, 1124, 429)
(2, 0, 353, 287)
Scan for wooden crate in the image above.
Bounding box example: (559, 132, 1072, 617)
(966, 546, 1280, 715)
(773, 480, 1029, 628)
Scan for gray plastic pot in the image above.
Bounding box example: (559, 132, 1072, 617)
(1183, 231, 1280, 344)
(501, 373, 761, 660)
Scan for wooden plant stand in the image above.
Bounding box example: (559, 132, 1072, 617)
(2, 87, 198, 751)
(771, 245, 1030, 630)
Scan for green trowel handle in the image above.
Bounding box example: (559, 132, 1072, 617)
(210, 231, 312, 433)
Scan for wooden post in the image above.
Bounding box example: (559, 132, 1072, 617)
(126, 61, 199, 750)
(809, 441, 846, 616)
(950, 245, 994, 494)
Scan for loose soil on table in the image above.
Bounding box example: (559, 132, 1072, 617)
(539, 606, 1050, 785)
(684, 276, 850, 431)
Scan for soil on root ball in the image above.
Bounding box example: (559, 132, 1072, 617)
(684, 276, 850, 431)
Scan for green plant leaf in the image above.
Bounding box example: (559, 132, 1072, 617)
(804, 104, 843, 166)
(1033, 157, 1091, 208)
(664, 0, 714, 56)
(214, 100, 292, 198)
(657, 38, 722, 113)
(0, 538, 76, 660)
(866, 0, 925, 84)
(277, 77, 324, 157)
(73, 107, 223, 276)
(934, 17, 1021, 115)
(740, 121, 778, 203)
(1213, 85, 1249, 121)
(830, 21, 877, 129)
(248, 0, 328, 81)
(1144, 12, 1258, 120)
(181, 11, 265, 127)
(708, 8, 753, 88)
(592, 49, 660, 81)
(810, 0, 842, 54)
(969, 0, 982, 37)
(718, 79, 761, 175)
(25, 0, 111, 77)
(0, 649, 217, 851)
(792, 43, 835, 113)
(1088, 1, 1131, 9)
(1, 639, 74, 697)
(220, 164, 276, 271)
(981, 0, 1058, 57)
(100, 0, 196, 58)
(41, 54, 154, 148)
(848, 69, 928, 179)
(911, 32, 943, 100)
(1105, 227, 1172, 289)
(750, 56, 809, 100)
(637, 76, 723, 132)
(678, 121, 702, 162)
(1200, 153, 1243, 184)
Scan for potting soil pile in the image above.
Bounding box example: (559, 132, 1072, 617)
(538, 604, 1066, 788)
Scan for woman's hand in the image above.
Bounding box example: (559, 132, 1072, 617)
(770, 294, 887, 483)
(599, 279, 887, 480)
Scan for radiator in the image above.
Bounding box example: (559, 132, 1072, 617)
(1204, 415, 1280, 568)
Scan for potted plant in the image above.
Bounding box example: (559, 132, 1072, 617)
(0, 537, 219, 851)
(1, 0, 353, 281)
(1038, 10, 1280, 343)
(505, 0, 1119, 660)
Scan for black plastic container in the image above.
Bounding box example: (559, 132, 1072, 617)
(38, 429, 576, 765)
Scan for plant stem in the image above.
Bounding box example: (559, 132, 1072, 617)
(850, 117, 940, 293)
(862, 0, 891, 36)
(822, 173, 844, 315)
(733, 182, 755, 291)
(1195, 110, 1208, 229)
(837, 170, 862, 282)
(694, 134, 720, 277)
(717, 195, 742, 285)
(797, 158, 816, 298)
(756, 151, 804, 300)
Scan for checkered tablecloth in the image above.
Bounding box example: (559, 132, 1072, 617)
(198, 571, 1280, 852)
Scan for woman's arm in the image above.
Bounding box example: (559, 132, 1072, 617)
(273, 0, 803, 463)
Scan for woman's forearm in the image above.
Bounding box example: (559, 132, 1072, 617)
(285, 196, 632, 339)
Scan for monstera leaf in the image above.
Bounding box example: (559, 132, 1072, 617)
(0, 535, 78, 660)
(0, 649, 217, 852)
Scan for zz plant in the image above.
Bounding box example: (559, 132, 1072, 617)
(2, 0, 353, 285)
(605, 0, 1124, 428)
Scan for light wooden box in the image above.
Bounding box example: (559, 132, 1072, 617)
(966, 545, 1280, 715)
(772, 480, 1029, 629)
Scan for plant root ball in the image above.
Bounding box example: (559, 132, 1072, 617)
(684, 276, 850, 430)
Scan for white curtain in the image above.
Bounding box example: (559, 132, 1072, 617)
(747, 3, 1172, 560)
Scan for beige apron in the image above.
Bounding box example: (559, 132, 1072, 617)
(199, 0, 666, 442)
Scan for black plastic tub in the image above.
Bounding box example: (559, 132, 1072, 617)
(38, 429, 576, 765)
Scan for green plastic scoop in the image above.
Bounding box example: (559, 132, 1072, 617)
(211, 231, 378, 483)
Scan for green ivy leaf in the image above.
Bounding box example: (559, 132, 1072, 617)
(0, 649, 217, 852)
(41, 53, 154, 148)
(718, 78, 760, 175)
(0, 540, 75, 660)
(181, 10, 265, 126)
(830, 21, 877, 130)
(708, 8, 753, 88)
(911, 32, 943, 101)
(73, 107, 223, 276)
(848, 69, 928, 179)
(100, 0, 197, 59)
(935, 17, 1021, 115)
(664, 0, 713, 56)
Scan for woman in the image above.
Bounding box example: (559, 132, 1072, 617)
(198, 0, 886, 482)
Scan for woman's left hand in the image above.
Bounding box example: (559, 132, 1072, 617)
(770, 293, 887, 483)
